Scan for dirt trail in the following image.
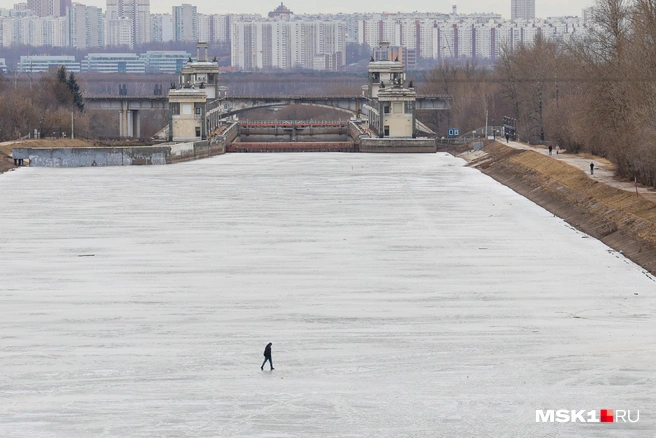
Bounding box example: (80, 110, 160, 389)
(503, 140, 656, 203)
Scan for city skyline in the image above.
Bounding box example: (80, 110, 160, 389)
(1, 0, 593, 19)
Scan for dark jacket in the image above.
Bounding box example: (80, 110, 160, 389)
(263, 344, 272, 358)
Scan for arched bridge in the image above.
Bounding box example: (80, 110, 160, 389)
(84, 94, 451, 138)
(205, 95, 450, 116)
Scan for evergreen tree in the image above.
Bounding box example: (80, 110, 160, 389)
(67, 72, 84, 112)
(0, 70, 7, 92)
(56, 66, 67, 84)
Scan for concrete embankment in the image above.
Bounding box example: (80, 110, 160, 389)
(466, 143, 656, 275)
(12, 141, 225, 167)
(9, 123, 238, 168)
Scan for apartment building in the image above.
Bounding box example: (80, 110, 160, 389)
(27, 0, 62, 18)
(0, 2, 586, 68)
(173, 3, 197, 42)
(197, 13, 210, 44)
(231, 19, 346, 71)
(106, 0, 149, 46)
(68, 4, 103, 49)
(150, 13, 173, 42)
(105, 16, 133, 48)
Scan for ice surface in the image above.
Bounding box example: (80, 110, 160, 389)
(0, 153, 654, 437)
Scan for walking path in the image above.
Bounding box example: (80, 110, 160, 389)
(498, 140, 656, 203)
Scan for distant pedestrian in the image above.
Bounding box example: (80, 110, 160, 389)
(590, 162, 594, 175)
(548, 145, 553, 155)
(556, 145, 560, 155)
(505, 133, 510, 143)
(261, 342, 274, 371)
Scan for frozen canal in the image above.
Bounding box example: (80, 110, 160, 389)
(0, 154, 654, 437)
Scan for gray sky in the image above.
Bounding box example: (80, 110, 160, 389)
(1, 0, 593, 18)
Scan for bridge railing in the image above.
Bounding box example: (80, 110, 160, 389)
(209, 122, 239, 146)
(206, 98, 223, 114)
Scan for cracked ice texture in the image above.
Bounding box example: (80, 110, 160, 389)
(0, 154, 654, 437)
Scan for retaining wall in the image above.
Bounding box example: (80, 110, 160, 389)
(13, 140, 225, 168)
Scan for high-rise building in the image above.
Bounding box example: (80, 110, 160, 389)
(68, 4, 103, 48)
(511, 0, 535, 21)
(68, 4, 86, 47)
(129, 0, 150, 45)
(106, 16, 133, 47)
(59, 0, 70, 16)
(52, 14, 68, 45)
(27, 0, 62, 17)
(150, 13, 173, 42)
(232, 20, 345, 71)
(173, 4, 197, 42)
(197, 13, 210, 43)
(211, 14, 230, 44)
(105, 0, 121, 19)
(105, 0, 150, 46)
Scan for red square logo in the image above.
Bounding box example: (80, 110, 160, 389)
(601, 409, 614, 423)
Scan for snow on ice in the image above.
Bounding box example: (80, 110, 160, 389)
(0, 153, 654, 437)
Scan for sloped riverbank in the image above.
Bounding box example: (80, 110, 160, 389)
(466, 143, 656, 275)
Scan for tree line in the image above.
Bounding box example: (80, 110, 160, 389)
(0, 65, 171, 140)
(424, 0, 656, 188)
(0, 66, 90, 140)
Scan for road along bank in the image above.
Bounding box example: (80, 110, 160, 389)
(462, 142, 656, 276)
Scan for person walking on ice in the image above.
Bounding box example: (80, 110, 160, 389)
(590, 162, 595, 175)
(261, 342, 274, 371)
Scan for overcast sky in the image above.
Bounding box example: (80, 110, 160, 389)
(1, 0, 593, 19)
